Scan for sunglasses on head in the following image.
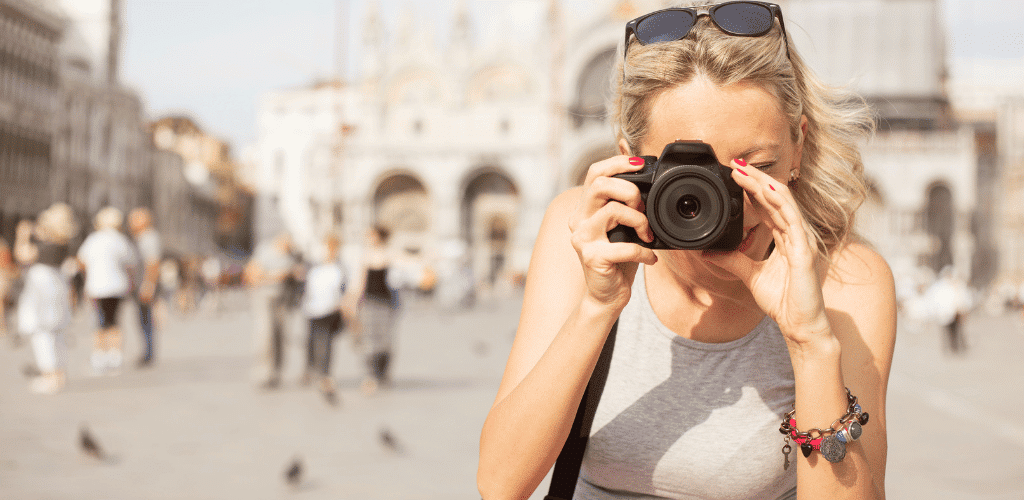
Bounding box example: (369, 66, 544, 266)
(623, 1, 790, 79)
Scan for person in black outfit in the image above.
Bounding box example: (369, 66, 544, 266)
(346, 225, 400, 395)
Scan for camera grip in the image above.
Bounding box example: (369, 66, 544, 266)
(607, 224, 649, 247)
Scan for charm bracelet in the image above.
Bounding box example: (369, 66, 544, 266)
(778, 388, 869, 469)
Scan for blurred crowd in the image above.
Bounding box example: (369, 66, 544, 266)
(895, 264, 1024, 355)
(0, 202, 438, 403)
(242, 224, 437, 404)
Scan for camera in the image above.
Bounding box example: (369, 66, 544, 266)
(607, 141, 744, 250)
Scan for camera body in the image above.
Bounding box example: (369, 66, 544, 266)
(607, 141, 744, 250)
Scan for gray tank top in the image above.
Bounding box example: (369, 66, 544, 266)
(575, 266, 797, 500)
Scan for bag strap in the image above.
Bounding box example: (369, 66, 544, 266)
(544, 320, 618, 500)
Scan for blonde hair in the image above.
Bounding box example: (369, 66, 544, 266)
(37, 203, 79, 244)
(94, 206, 124, 231)
(612, 10, 874, 255)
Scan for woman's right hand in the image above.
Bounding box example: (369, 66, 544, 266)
(567, 156, 658, 310)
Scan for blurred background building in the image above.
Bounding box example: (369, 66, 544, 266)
(251, 0, 1017, 305)
(1, 0, 253, 261)
(0, 0, 63, 243)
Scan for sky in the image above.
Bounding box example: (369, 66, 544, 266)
(115, 0, 1024, 152)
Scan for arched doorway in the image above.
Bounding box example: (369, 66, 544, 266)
(924, 182, 954, 272)
(373, 172, 430, 252)
(461, 169, 519, 289)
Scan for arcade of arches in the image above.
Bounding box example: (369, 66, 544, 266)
(370, 168, 520, 291)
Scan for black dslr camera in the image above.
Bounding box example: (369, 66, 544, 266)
(607, 141, 744, 250)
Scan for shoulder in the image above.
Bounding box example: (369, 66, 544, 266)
(547, 186, 583, 222)
(823, 241, 895, 306)
(528, 187, 584, 272)
(822, 240, 897, 366)
(520, 186, 587, 315)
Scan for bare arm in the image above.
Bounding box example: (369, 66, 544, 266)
(816, 243, 897, 499)
(478, 156, 657, 499)
(478, 189, 613, 499)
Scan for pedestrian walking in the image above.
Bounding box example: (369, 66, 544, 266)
(346, 225, 400, 395)
(200, 255, 222, 315)
(60, 255, 85, 313)
(926, 266, 971, 354)
(128, 207, 162, 368)
(0, 237, 15, 336)
(300, 232, 347, 403)
(77, 206, 137, 375)
(157, 257, 180, 324)
(244, 232, 297, 389)
(15, 203, 78, 393)
(479, 3, 896, 498)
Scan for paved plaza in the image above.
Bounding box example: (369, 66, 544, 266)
(1, 289, 1023, 499)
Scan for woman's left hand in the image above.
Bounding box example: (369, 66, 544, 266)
(704, 163, 831, 347)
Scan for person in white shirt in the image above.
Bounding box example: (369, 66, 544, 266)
(77, 207, 137, 375)
(300, 233, 348, 404)
(16, 203, 79, 394)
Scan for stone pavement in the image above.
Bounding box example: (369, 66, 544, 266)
(1, 289, 1023, 499)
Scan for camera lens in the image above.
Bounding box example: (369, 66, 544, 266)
(677, 195, 700, 219)
(648, 166, 728, 249)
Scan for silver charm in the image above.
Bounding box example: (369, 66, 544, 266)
(837, 421, 862, 443)
(846, 421, 862, 441)
(819, 435, 847, 463)
(782, 442, 792, 470)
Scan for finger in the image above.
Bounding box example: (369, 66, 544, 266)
(599, 242, 659, 266)
(578, 201, 653, 243)
(584, 155, 646, 187)
(731, 164, 784, 213)
(732, 164, 801, 237)
(583, 175, 645, 215)
(762, 188, 815, 259)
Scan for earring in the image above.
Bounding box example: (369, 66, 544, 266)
(789, 170, 798, 181)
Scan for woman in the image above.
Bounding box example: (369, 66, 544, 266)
(346, 225, 401, 395)
(478, 2, 896, 499)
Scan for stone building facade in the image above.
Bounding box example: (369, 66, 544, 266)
(4, 0, 240, 264)
(148, 115, 255, 259)
(0, 0, 63, 243)
(255, 0, 988, 298)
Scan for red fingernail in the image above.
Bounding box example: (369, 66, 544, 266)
(769, 184, 776, 191)
(629, 157, 644, 166)
(734, 158, 747, 166)
(737, 168, 749, 176)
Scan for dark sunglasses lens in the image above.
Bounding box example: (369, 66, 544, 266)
(713, 3, 773, 35)
(636, 10, 696, 44)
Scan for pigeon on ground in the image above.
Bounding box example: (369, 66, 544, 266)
(79, 425, 104, 460)
(285, 456, 303, 487)
(378, 427, 403, 454)
(22, 364, 41, 378)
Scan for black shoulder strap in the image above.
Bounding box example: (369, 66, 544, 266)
(544, 320, 618, 500)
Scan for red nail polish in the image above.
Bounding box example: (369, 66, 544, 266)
(734, 158, 747, 166)
(769, 184, 776, 191)
(629, 157, 644, 166)
(737, 168, 749, 176)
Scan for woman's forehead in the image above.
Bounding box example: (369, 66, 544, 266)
(644, 78, 791, 159)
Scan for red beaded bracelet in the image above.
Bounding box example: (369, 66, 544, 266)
(777, 388, 869, 468)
